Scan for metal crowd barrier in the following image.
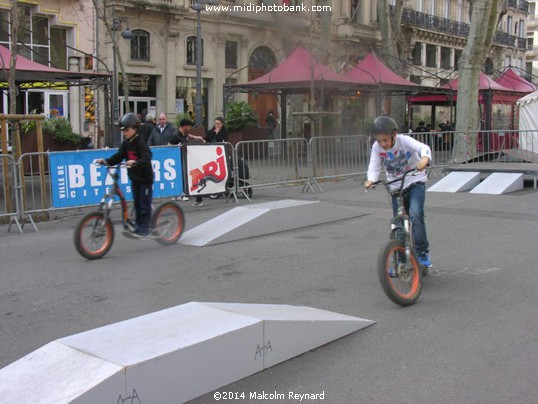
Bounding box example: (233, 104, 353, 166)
(234, 138, 310, 192)
(0, 153, 38, 232)
(309, 135, 371, 185)
(412, 130, 538, 166)
(2, 131, 538, 231)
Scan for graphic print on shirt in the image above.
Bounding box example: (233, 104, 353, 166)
(127, 150, 139, 161)
(379, 149, 413, 176)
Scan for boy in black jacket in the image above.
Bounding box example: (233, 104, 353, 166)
(97, 113, 154, 236)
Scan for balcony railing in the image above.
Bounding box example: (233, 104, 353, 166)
(508, 0, 529, 12)
(394, 7, 527, 50)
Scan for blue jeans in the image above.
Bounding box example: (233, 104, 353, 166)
(132, 181, 153, 235)
(391, 181, 430, 255)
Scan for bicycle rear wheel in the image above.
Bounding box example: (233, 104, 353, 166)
(377, 239, 422, 306)
(74, 211, 114, 260)
(151, 201, 185, 245)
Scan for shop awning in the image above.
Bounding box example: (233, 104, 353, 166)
(0, 45, 110, 88)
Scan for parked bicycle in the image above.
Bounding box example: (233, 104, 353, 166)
(74, 163, 185, 260)
(367, 168, 428, 306)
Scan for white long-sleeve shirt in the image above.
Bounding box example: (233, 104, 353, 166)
(367, 134, 432, 189)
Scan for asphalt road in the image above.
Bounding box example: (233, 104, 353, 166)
(1, 176, 538, 404)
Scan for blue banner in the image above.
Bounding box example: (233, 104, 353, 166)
(49, 147, 183, 208)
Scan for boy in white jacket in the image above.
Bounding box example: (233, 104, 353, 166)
(365, 116, 432, 268)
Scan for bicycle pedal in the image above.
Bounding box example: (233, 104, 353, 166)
(122, 230, 151, 240)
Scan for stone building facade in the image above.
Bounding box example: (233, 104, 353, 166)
(0, 1, 529, 142)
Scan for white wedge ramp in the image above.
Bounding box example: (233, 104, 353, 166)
(470, 172, 524, 194)
(180, 199, 367, 246)
(0, 302, 374, 404)
(427, 171, 481, 193)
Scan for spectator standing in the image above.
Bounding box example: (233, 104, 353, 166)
(413, 121, 429, 144)
(168, 118, 206, 203)
(138, 113, 156, 143)
(169, 118, 206, 145)
(205, 116, 228, 143)
(266, 110, 276, 138)
(147, 113, 178, 146)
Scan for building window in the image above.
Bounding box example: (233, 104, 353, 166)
(176, 76, 208, 127)
(131, 30, 150, 61)
(454, 49, 462, 70)
(456, 0, 463, 22)
(225, 41, 238, 69)
(1, 6, 52, 66)
(410, 75, 421, 84)
(426, 44, 437, 68)
(186, 36, 203, 66)
(440, 47, 451, 69)
(50, 27, 67, 69)
(249, 46, 276, 70)
(412, 42, 422, 66)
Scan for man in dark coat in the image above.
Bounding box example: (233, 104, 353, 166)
(147, 113, 178, 146)
(138, 113, 156, 143)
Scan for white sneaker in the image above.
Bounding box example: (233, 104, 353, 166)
(174, 195, 189, 201)
(192, 201, 204, 207)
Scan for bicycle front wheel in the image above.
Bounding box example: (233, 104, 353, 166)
(74, 211, 114, 260)
(151, 201, 185, 245)
(377, 239, 422, 306)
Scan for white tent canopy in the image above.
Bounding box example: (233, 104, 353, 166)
(516, 90, 538, 153)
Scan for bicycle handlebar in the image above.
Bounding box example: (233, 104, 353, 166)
(92, 161, 134, 169)
(366, 167, 430, 194)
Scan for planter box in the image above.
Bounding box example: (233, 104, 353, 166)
(21, 130, 81, 174)
(228, 126, 270, 158)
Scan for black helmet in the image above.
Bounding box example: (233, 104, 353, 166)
(119, 113, 141, 130)
(372, 116, 398, 135)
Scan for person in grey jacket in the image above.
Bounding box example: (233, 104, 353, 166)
(147, 113, 178, 146)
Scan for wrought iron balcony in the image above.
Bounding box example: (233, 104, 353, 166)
(393, 7, 527, 50)
(508, 0, 529, 12)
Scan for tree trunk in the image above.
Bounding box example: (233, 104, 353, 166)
(8, 2, 21, 159)
(8, 2, 18, 116)
(378, 0, 405, 74)
(451, 0, 503, 163)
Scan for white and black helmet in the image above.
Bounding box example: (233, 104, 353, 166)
(119, 113, 141, 130)
(372, 116, 398, 135)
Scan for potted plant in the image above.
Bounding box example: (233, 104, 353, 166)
(225, 101, 265, 146)
(21, 115, 82, 174)
(42, 116, 82, 147)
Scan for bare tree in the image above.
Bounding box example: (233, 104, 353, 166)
(91, 0, 131, 115)
(451, 0, 506, 163)
(8, 1, 19, 116)
(377, 0, 405, 74)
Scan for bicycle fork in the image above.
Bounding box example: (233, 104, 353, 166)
(390, 216, 414, 272)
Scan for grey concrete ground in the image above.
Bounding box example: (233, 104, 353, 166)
(1, 175, 538, 403)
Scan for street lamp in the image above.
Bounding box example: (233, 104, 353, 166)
(191, 0, 218, 128)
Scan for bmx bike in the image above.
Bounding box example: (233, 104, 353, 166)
(74, 163, 185, 260)
(368, 168, 428, 306)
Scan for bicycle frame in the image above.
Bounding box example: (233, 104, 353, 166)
(373, 168, 419, 271)
(96, 164, 135, 232)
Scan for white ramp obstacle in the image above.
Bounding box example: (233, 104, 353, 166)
(470, 172, 524, 194)
(0, 302, 374, 404)
(180, 199, 367, 246)
(427, 172, 481, 193)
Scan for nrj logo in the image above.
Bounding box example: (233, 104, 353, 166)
(189, 146, 228, 193)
